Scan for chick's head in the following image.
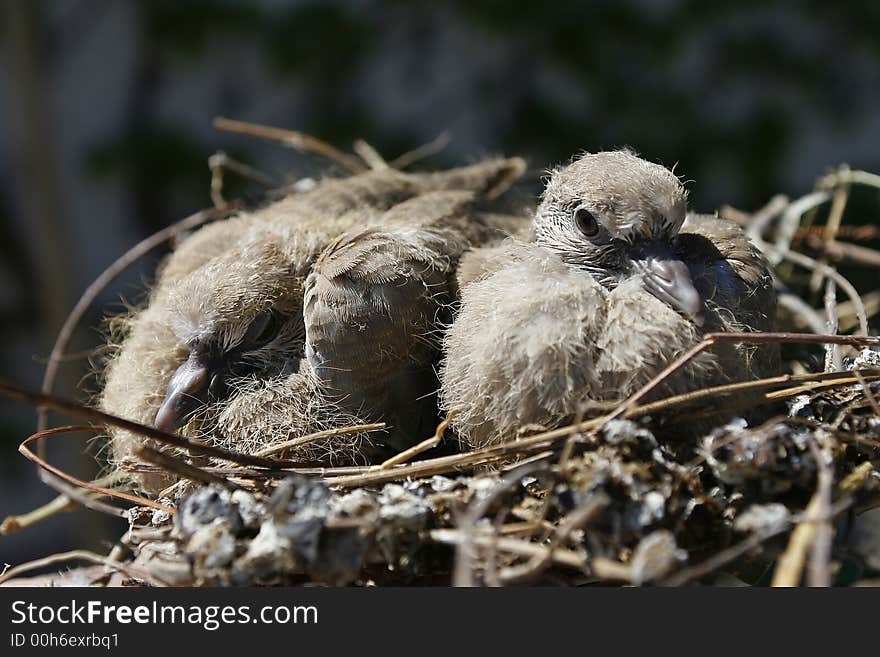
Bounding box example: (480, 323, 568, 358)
(535, 150, 702, 323)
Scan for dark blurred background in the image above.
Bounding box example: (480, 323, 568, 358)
(2, 0, 880, 565)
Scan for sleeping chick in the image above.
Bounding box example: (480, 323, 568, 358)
(440, 150, 777, 447)
(100, 158, 527, 492)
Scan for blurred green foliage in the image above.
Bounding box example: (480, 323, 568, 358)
(81, 0, 880, 224)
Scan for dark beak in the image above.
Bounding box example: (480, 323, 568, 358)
(154, 350, 222, 433)
(631, 243, 704, 325)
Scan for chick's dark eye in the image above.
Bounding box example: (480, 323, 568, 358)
(574, 207, 599, 237)
(243, 310, 281, 347)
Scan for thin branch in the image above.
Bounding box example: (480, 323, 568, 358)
(806, 440, 834, 587)
(0, 550, 167, 587)
(253, 423, 385, 458)
(1, 470, 127, 534)
(213, 117, 365, 173)
(2, 380, 296, 469)
(135, 445, 240, 492)
(352, 139, 388, 170)
(377, 409, 457, 470)
(390, 132, 452, 170)
(18, 425, 174, 514)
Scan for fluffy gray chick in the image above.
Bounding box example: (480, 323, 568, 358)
(100, 158, 526, 492)
(440, 150, 777, 447)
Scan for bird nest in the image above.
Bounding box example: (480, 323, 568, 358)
(2, 122, 880, 587)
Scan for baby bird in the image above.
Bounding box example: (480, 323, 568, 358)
(440, 150, 777, 447)
(100, 157, 526, 491)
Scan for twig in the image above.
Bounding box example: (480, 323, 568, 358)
(778, 293, 828, 335)
(1, 380, 296, 469)
(723, 194, 788, 240)
(807, 238, 880, 268)
(390, 132, 452, 170)
(1, 470, 127, 534)
(824, 278, 841, 372)
(499, 494, 608, 584)
(432, 530, 586, 571)
(135, 445, 240, 492)
(352, 139, 389, 170)
(208, 152, 276, 207)
(817, 168, 880, 191)
(452, 463, 547, 587)
(838, 291, 880, 333)
(755, 240, 869, 336)
(838, 462, 875, 496)
(37, 204, 238, 435)
(772, 436, 857, 587)
(602, 332, 880, 426)
(766, 191, 831, 266)
(377, 410, 457, 470)
(326, 338, 880, 489)
(18, 426, 175, 514)
(0, 550, 167, 587)
(1, 493, 77, 535)
(772, 495, 825, 587)
(253, 423, 385, 458)
(810, 176, 849, 293)
(853, 369, 880, 417)
(213, 117, 365, 173)
(661, 526, 788, 586)
(806, 439, 834, 587)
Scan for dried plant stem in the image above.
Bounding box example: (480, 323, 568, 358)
(328, 344, 880, 489)
(213, 117, 365, 173)
(756, 240, 869, 336)
(605, 332, 880, 426)
(810, 177, 849, 293)
(772, 440, 860, 587)
(377, 410, 457, 470)
(353, 139, 389, 170)
(2, 381, 294, 469)
(818, 169, 880, 191)
(499, 494, 608, 584)
(0, 550, 166, 587)
(1, 492, 77, 535)
(810, 239, 880, 268)
(806, 441, 834, 587)
(18, 426, 174, 514)
(209, 152, 276, 207)
(390, 132, 451, 170)
(452, 463, 548, 586)
(772, 493, 827, 586)
(643, 369, 879, 415)
(135, 445, 239, 492)
(661, 526, 788, 586)
(838, 291, 880, 333)
(853, 370, 880, 417)
(824, 279, 841, 371)
(778, 293, 828, 335)
(768, 191, 831, 266)
(1, 470, 127, 534)
(253, 423, 385, 458)
(726, 194, 788, 240)
(432, 529, 586, 571)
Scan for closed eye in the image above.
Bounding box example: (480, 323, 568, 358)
(241, 310, 283, 349)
